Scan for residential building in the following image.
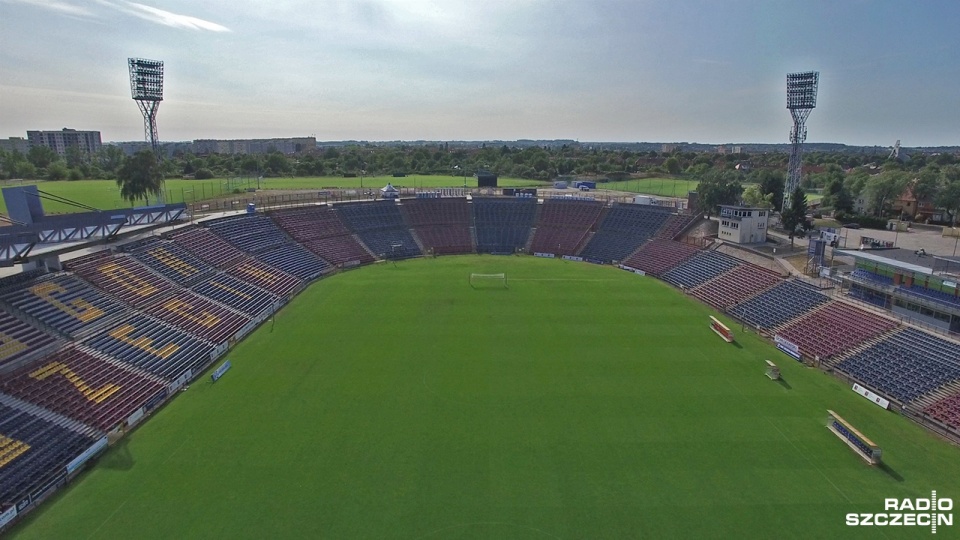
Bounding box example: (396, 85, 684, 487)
(26, 128, 102, 156)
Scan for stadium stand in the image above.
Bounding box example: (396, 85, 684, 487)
(775, 301, 899, 361)
(654, 213, 698, 240)
(847, 283, 890, 309)
(836, 328, 960, 403)
(0, 346, 166, 431)
(85, 314, 214, 381)
(191, 274, 279, 316)
(0, 312, 57, 370)
(473, 197, 537, 254)
(129, 240, 216, 287)
(529, 199, 604, 256)
(690, 263, 782, 311)
(727, 280, 831, 329)
(227, 259, 302, 297)
(901, 284, 960, 309)
(336, 201, 422, 259)
(924, 392, 960, 431)
(0, 274, 127, 338)
(168, 227, 246, 269)
(661, 250, 742, 289)
(849, 268, 894, 286)
(270, 206, 376, 266)
(143, 291, 251, 344)
(621, 239, 700, 276)
(0, 402, 97, 505)
(256, 243, 331, 280)
(204, 215, 289, 254)
(72, 254, 173, 308)
(401, 198, 473, 255)
(578, 204, 673, 263)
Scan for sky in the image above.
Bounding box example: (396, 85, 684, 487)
(1, 0, 959, 146)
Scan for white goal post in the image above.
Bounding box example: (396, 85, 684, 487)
(469, 273, 508, 288)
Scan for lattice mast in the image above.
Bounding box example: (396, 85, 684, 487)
(784, 71, 819, 210)
(128, 58, 164, 161)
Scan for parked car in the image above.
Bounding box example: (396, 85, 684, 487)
(842, 223, 861, 229)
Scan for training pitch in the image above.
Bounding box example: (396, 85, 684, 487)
(10, 256, 960, 539)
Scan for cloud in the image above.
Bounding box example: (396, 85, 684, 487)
(114, 2, 231, 32)
(7, 0, 229, 31)
(3, 0, 93, 17)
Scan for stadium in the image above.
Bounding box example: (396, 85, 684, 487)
(0, 193, 958, 538)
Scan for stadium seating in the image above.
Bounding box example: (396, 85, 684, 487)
(270, 206, 375, 266)
(401, 198, 473, 255)
(191, 274, 279, 316)
(775, 301, 899, 361)
(924, 392, 960, 431)
(303, 235, 376, 266)
(900, 285, 960, 309)
(168, 227, 246, 269)
(0, 402, 98, 505)
(129, 240, 216, 287)
(336, 201, 423, 259)
(256, 243, 331, 280)
(0, 312, 57, 369)
(654, 213, 698, 240)
(727, 280, 830, 329)
(0, 346, 167, 431)
(836, 328, 960, 403)
(578, 204, 673, 263)
(0, 274, 127, 338)
(227, 259, 302, 297)
(73, 254, 173, 308)
(529, 199, 604, 256)
(473, 197, 538, 254)
(621, 239, 700, 276)
(204, 215, 290, 254)
(849, 268, 894, 286)
(85, 314, 214, 381)
(271, 205, 354, 241)
(143, 291, 251, 344)
(847, 283, 889, 308)
(690, 263, 782, 311)
(661, 250, 742, 289)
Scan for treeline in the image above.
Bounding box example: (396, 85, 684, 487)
(6, 141, 947, 183)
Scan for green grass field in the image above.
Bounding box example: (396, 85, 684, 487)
(598, 177, 699, 197)
(0, 176, 545, 215)
(9, 256, 960, 539)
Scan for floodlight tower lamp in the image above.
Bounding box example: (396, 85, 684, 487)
(128, 57, 164, 161)
(783, 71, 819, 210)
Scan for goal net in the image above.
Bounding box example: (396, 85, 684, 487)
(469, 273, 507, 288)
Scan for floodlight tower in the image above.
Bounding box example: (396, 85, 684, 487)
(128, 58, 164, 160)
(784, 71, 819, 210)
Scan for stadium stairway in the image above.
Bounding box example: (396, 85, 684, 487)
(353, 233, 379, 261)
(523, 201, 545, 253)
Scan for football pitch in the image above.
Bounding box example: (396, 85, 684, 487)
(10, 256, 960, 539)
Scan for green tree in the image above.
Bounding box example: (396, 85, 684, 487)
(865, 170, 909, 216)
(741, 184, 774, 208)
(695, 170, 742, 216)
(116, 150, 165, 205)
(664, 156, 681, 175)
(936, 166, 960, 225)
(27, 146, 58, 169)
(751, 169, 785, 211)
(47, 161, 69, 181)
(780, 187, 809, 248)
